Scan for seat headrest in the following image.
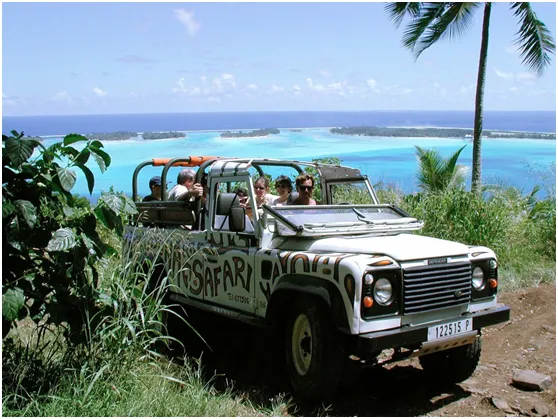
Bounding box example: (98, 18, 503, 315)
(287, 192, 299, 204)
(216, 193, 240, 215)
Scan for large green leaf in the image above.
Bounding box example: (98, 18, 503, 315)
(14, 200, 37, 228)
(2, 288, 25, 322)
(78, 164, 95, 195)
(76, 149, 91, 165)
(57, 168, 77, 192)
(47, 227, 77, 251)
(7, 217, 22, 251)
(3, 202, 15, 218)
(122, 194, 138, 215)
(90, 147, 111, 172)
(4, 138, 40, 167)
(63, 133, 88, 146)
(98, 193, 125, 214)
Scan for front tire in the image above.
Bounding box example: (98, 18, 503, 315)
(285, 298, 346, 400)
(419, 336, 482, 384)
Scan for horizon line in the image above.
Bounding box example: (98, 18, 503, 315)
(3, 109, 556, 118)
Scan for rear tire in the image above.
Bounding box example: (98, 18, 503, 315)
(285, 298, 346, 400)
(419, 336, 482, 384)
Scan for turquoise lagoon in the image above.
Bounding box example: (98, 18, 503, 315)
(40, 128, 556, 200)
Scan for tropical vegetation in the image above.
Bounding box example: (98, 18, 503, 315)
(2, 135, 555, 416)
(386, 2, 556, 192)
(330, 126, 556, 140)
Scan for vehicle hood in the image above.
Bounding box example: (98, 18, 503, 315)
(275, 233, 470, 261)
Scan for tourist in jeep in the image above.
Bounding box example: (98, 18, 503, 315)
(143, 176, 163, 202)
(168, 169, 204, 201)
(254, 176, 277, 207)
(272, 175, 293, 206)
(291, 173, 317, 205)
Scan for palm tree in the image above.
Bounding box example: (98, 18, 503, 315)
(386, 3, 555, 193)
(415, 144, 468, 192)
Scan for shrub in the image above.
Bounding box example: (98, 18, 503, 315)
(2, 131, 137, 342)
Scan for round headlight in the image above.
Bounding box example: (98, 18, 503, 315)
(364, 273, 374, 285)
(472, 267, 485, 290)
(489, 259, 498, 270)
(373, 278, 393, 305)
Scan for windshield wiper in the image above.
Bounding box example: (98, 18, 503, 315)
(352, 208, 375, 224)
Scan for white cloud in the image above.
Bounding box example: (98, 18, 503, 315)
(200, 76, 206, 83)
(306, 78, 314, 89)
(174, 9, 201, 37)
(433, 83, 447, 97)
(247, 84, 258, 91)
(509, 86, 520, 93)
(459, 84, 475, 95)
(314, 84, 325, 91)
(494, 68, 535, 83)
(319, 69, 330, 77)
(495, 68, 514, 80)
(292, 84, 301, 95)
(270, 84, 285, 93)
(92, 87, 107, 97)
(52, 91, 72, 103)
(366, 79, 377, 89)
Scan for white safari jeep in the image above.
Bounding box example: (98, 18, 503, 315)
(125, 156, 510, 399)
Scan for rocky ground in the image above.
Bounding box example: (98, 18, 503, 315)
(176, 283, 556, 417)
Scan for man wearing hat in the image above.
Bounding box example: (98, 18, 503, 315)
(143, 176, 163, 202)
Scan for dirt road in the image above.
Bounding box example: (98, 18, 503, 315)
(179, 283, 556, 416)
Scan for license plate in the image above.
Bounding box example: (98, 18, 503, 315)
(427, 318, 472, 341)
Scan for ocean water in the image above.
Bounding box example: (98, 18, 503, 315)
(3, 111, 556, 200)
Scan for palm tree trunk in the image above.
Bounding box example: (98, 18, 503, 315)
(472, 2, 492, 194)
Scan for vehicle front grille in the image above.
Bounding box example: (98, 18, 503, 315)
(402, 262, 471, 314)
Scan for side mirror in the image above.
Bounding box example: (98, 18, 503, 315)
(229, 207, 246, 232)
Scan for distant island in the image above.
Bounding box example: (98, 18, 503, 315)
(85, 131, 138, 141)
(142, 131, 186, 140)
(330, 126, 556, 140)
(220, 128, 280, 138)
(289, 129, 303, 132)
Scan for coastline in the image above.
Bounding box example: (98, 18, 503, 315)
(34, 126, 556, 142)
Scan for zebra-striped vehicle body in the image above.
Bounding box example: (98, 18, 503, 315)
(125, 156, 510, 399)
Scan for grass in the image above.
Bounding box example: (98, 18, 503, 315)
(3, 231, 289, 417)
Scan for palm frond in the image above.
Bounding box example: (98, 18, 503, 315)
(385, 2, 423, 28)
(510, 2, 556, 76)
(402, 3, 446, 55)
(415, 2, 479, 55)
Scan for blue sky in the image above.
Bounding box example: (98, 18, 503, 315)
(2, 2, 556, 116)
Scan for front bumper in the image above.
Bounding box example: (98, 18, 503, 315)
(353, 304, 510, 356)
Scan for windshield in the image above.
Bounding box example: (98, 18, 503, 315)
(273, 206, 406, 226)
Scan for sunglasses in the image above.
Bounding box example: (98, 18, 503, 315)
(276, 184, 290, 188)
(298, 185, 314, 191)
(255, 186, 266, 190)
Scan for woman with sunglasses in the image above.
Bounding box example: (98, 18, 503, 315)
(254, 176, 277, 207)
(291, 173, 317, 205)
(272, 175, 293, 206)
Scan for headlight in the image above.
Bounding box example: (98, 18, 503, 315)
(489, 259, 498, 270)
(373, 278, 393, 305)
(472, 267, 485, 290)
(364, 273, 374, 285)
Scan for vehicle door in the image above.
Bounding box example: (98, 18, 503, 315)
(203, 174, 259, 314)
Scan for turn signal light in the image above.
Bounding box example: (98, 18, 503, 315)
(363, 296, 374, 308)
(489, 278, 498, 288)
(370, 260, 393, 266)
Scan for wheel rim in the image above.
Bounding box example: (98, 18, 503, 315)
(291, 313, 313, 376)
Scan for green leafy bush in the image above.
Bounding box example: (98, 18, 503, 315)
(2, 131, 137, 342)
